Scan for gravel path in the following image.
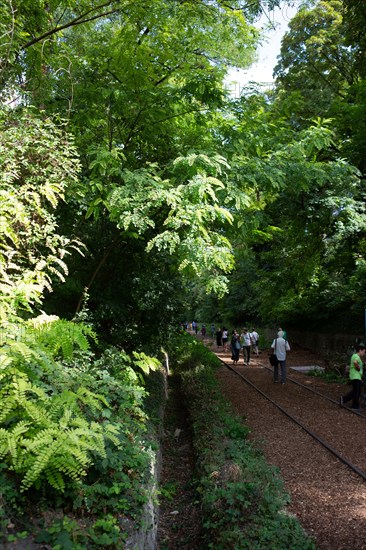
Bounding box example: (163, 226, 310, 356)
(215, 345, 366, 550)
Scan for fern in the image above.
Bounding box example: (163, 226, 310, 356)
(102, 422, 123, 448)
(5, 420, 109, 492)
(45, 468, 66, 492)
(0, 316, 149, 498)
(0, 397, 16, 423)
(20, 441, 64, 491)
(1, 340, 39, 367)
(0, 368, 115, 491)
(75, 386, 109, 412)
(0, 428, 10, 459)
(27, 315, 97, 360)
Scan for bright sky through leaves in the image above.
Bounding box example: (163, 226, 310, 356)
(226, 3, 298, 95)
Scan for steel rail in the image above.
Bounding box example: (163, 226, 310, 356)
(260, 362, 364, 415)
(219, 357, 366, 482)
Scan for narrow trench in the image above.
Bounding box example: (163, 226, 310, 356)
(156, 374, 203, 550)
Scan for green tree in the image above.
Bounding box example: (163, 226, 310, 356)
(272, 1, 366, 172)
(342, 0, 366, 77)
(0, 108, 83, 318)
(195, 87, 366, 331)
(273, 1, 355, 122)
(12, 0, 280, 337)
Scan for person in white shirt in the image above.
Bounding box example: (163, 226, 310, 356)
(222, 328, 228, 351)
(240, 328, 252, 364)
(251, 328, 259, 356)
(271, 330, 290, 384)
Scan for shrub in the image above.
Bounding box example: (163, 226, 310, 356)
(174, 336, 315, 549)
(0, 317, 156, 546)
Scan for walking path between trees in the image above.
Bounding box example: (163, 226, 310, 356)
(157, 332, 366, 549)
(213, 342, 366, 550)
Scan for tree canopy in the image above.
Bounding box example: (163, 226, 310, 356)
(3, 0, 366, 544)
(1, 0, 366, 338)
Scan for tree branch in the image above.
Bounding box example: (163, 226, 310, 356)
(75, 240, 116, 315)
(154, 65, 181, 87)
(22, 1, 119, 50)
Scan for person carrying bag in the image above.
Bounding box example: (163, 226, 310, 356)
(271, 330, 290, 384)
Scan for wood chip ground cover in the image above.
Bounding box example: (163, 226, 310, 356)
(214, 344, 366, 550)
(158, 342, 366, 549)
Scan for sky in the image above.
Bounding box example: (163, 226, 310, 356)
(225, 3, 299, 96)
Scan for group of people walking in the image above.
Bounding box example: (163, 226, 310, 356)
(202, 322, 290, 383)
(216, 327, 260, 365)
(227, 326, 290, 385)
(192, 319, 366, 408)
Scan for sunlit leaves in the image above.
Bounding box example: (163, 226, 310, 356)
(0, 109, 82, 314)
(106, 153, 234, 294)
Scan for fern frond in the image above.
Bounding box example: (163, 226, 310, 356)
(11, 420, 31, 438)
(46, 467, 66, 491)
(20, 441, 59, 491)
(0, 396, 17, 423)
(21, 400, 52, 426)
(22, 429, 56, 453)
(48, 398, 68, 421)
(76, 386, 107, 411)
(5, 340, 37, 363)
(59, 408, 73, 429)
(68, 426, 106, 459)
(27, 317, 96, 360)
(68, 416, 89, 430)
(0, 428, 10, 459)
(101, 423, 123, 449)
(0, 353, 13, 369)
(6, 433, 18, 460)
(12, 377, 32, 400)
(68, 445, 93, 469)
(51, 455, 87, 481)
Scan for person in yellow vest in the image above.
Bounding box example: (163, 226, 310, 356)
(340, 344, 366, 411)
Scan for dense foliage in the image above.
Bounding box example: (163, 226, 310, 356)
(1, 0, 366, 544)
(204, 0, 366, 333)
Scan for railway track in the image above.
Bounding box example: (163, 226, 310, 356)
(218, 356, 366, 483)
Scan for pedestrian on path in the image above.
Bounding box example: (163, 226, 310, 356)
(251, 328, 259, 356)
(216, 327, 223, 348)
(222, 328, 228, 351)
(240, 328, 252, 365)
(231, 330, 240, 364)
(340, 344, 366, 411)
(272, 330, 290, 384)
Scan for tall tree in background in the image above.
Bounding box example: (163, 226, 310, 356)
(0, 0, 286, 346)
(207, 0, 366, 332)
(273, 1, 355, 121)
(273, 0, 366, 172)
(342, 0, 366, 77)
(201, 88, 366, 331)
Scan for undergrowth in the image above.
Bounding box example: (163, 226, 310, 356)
(0, 314, 164, 548)
(170, 333, 317, 549)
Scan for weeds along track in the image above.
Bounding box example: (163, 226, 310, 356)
(218, 357, 366, 483)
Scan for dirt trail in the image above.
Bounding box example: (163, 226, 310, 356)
(214, 343, 366, 550)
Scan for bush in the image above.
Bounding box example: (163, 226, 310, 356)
(173, 336, 315, 549)
(0, 317, 157, 547)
